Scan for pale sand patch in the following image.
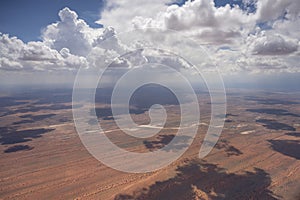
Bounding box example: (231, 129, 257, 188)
(237, 123, 248, 128)
(240, 130, 255, 135)
(198, 122, 208, 126)
(138, 125, 162, 129)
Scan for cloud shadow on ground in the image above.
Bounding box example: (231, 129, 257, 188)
(245, 97, 299, 105)
(256, 119, 296, 131)
(215, 140, 243, 157)
(12, 114, 57, 125)
(4, 145, 34, 153)
(285, 132, 300, 137)
(268, 139, 300, 160)
(0, 127, 54, 145)
(247, 108, 300, 117)
(143, 134, 191, 152)
(115, 161, 278, 200)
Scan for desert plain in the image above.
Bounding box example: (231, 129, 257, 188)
(0, 87, 300, 200)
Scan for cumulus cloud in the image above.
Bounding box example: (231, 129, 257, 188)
(1, 2, 300, 74)
(42, 7, 101, 56)
(0, 33, 88, 71)
(93, 26, 127, 54)
(247, 32, 298, 55)
(21, 41, 61, 62)
(0, 8, 126, 72)
(132, 0, 255, 44)
(0, 34, 25, 70)
(237, 56, 288, 72)
(97, 0, 171, 32)
(272, 17, 300, 40)
(0, 57, 23, 71)
(256, 0, 300, 22)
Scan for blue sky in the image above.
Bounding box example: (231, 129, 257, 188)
(0, 0, 104, 42)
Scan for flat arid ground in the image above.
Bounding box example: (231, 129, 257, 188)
(0, 88, 300, 200)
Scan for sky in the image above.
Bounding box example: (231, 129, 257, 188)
(0, 0, 104, 42)
(0, 0, 299, 90)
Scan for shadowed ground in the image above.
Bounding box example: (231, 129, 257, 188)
(0, 128, 55, 145)
(245, 97, 299, 105)
(256, 119, 296, 131)
(0, 89, 299, 199)
(247, 108, 300, 117)
(115, 161, 278, 200)
(4, 145, 34, 153)
(268, 140, 300, 160)
(286, 132, 300, 137)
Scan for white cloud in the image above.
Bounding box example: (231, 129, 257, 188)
(256, 0, 300, 22)
(0, 57, 23, 71)
(0, 33, 88, 71)
(42, 7, 102, 56)
(272, 17, 300, 40)
(1, 3, 299, 75)
(237, 56, 288, 72)
(0, 34, 25, 70)
(97, 0, 171, 33)
(0, 8, 126, 72)
(132, 0, 256, 44)
(246, 31, 298, 55)
(127, 0, 300, 73)
(93, 27, 127, 54)
(21, 41, 61, 62)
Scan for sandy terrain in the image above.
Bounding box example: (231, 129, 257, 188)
(0, 88, 299, 199)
